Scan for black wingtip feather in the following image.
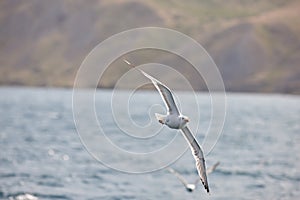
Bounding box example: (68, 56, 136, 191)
(201, 179, 209, 193)
(205, 185, 209, 193)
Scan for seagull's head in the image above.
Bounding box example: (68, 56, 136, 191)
(179, 115, 189, 127)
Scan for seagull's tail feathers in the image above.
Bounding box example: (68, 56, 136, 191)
(155, 113, 166, 124)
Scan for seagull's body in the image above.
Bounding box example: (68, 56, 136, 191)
(168, 162, 220, 192)
(124, 60, 210, 193)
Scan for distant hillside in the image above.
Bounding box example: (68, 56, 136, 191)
(0, 0, 299, 94)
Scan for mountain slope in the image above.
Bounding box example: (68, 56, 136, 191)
(0, 0, 299, 93)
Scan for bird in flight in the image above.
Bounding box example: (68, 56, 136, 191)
(168, 161, 220, 192)
(124, 59, 210, 193)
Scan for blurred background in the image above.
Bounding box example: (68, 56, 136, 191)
(0, 0, 300, 93)
(1, 1, 300, 200)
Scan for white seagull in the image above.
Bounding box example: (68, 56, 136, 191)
(168, 162, 220, 192)
(124, 59, 210, 193)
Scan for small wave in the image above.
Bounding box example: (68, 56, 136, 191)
(105, 195, 137, 200)
(36, 194, 71, 199)
(89, 174, 104, 181)
(36, 180, 64, 187)
(218, 169, 262, 178)
(267, 172, 300, 182)
(0, 173, 16, 178)
(0, 173, 30, 178)
(7, 193, 38, 200)
(246, 183, 266, 189)
(9, 193, 72, 200)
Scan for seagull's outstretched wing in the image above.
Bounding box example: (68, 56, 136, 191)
(194, 161, 220, 185)
(167, 167, 189, 188)
(124, 59, 180, 115)
(181, 126, 209, 193)
(207, 161, 220, 174)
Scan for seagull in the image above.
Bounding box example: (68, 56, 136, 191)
(168, 162, 220, 192)
(124, 59, 210, 193)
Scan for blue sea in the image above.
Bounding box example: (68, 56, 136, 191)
(0, 87, 299, 200)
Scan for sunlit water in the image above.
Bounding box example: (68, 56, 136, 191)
(0, 87, 299, 200)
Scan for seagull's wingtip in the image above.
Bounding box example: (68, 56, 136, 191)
(200, 178, 209, 193)
(204, 184, 209, 193)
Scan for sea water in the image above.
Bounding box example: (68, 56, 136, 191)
(0, 87, 299, 200)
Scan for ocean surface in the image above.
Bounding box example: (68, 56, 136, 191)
(0, 87, 299, 200)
